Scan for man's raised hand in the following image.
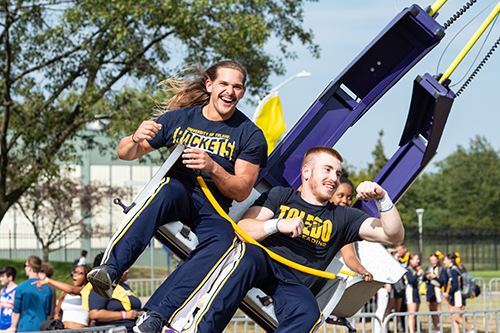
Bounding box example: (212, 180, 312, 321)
(132, 121, 162, 143)
(356, 181, 385, 201)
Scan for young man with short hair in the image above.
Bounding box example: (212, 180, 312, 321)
(8, 256, 53, 333)
(0, 266, 17, 333)
(169, 146, 404, 332)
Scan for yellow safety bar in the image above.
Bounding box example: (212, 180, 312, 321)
(196, 176, 356, 280)
(428, 0, 448, 17)
(440, 0, 500, 83)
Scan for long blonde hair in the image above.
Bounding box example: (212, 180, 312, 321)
(155, 60, 247, 115)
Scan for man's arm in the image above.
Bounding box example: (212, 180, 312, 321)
(357, 181, 405, 244)
(182, 148, 261, 202)
(8, 312, 20, 333)
(117, 121, 160, 160)
(239, 206, 304, 241)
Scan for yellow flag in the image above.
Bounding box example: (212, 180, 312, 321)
(253, 91, 286, 155)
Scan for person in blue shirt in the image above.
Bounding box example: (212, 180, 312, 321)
(443, 253, 473, 333)
(0, 266, 17, 332)
(8, 256, 53, 333)
(404, 253, 423, 333)
(423, 252, 447, 333)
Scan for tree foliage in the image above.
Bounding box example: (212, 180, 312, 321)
(16, 175, 128, 262)
(1, 0, 320, 223)
(397, 136, 500, 228)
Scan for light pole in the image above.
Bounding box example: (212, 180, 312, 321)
(268, 70, 312, 95)
(254, 70, 312, 108)
(416, 208, 425, 258)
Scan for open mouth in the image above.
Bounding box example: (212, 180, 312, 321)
(324, 183, 335, 192)
(220, 95, 234, 106)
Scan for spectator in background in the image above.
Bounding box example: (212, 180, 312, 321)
(443, 253, 473, 333)
(374, 284, 391, 333)
(423, 252, 447, 333)
(39, 263, 56, 320)
(34, 265, 91, 328)
(78, 251, 88, 266)
(88, 270, 141, 333)
(396, 242, 410, 268)
(0, 266, 17, 333)
(70, 250, 88, 276)
(8, 256, 53, 333)
(385, 249, 405, 333)
(405, 254, 424, 333)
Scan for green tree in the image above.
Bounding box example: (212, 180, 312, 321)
(396, 173, 449, 227)
(397, 136, 500, 228)
(437, 136, 500, 227)
(1, 0, 320, 223)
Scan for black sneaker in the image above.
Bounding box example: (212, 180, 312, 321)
(133, 311, 167, 333)
(87, 265, 118, 300)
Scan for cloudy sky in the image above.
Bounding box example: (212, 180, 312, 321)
(240, 0, 500, 173)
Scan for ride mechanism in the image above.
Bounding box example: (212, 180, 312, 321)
(114, 1, 500, 332)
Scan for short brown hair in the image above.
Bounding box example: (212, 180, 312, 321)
(302, 146, 343, 169)
(40, 262, 54, 278)
(27, 255, 42, 273)
(0, 266, 17, 280)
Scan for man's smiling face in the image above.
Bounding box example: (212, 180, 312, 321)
(205, 67, 246, 121)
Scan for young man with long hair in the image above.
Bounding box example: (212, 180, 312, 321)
(87, 60, 267, 333)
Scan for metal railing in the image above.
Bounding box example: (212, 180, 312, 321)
(125, 277, 499, 332)
(221, 309, 500, 333)
(127, 278, 165, 298)
(384, 309, 500, 333)
(490, 278, 500, 310)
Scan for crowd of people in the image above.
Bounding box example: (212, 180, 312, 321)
(0, 252, 141, 333)
(373, 243, 474, 333)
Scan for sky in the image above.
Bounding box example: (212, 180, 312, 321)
(238, 0, 500, 174)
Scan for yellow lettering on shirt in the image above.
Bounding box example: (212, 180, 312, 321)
(171, 127, 236, 161)
(278, 205, 332, 247)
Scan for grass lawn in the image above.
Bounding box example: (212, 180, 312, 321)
(470, 270, 500, 285)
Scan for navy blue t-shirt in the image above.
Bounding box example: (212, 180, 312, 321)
(254, 187, 369, 288)
(148, 105, 267, 212)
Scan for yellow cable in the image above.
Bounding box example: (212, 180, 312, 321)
(197, 176, 356, 279)
(439, 0, 500, 83)
(428, 0, 448, 17)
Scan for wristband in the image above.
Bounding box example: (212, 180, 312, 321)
(264, 218, 280, 235)
(131, 134, 140, 144)
(45, 277, 49, 284)
(375, 191, 393, 212)
(122, 311, 126, 320)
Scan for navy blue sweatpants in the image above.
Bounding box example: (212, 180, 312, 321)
(102, 177, 237, 323)
(179, 242, 323, 333)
